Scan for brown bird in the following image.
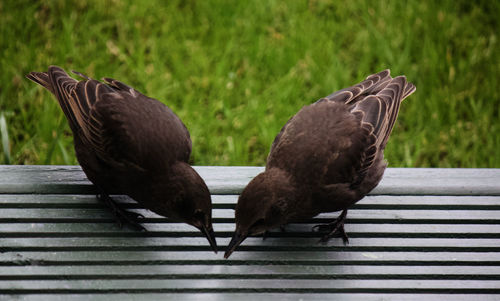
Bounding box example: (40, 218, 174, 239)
(27, 66, 217, 253)
(225, 69, 416, 258)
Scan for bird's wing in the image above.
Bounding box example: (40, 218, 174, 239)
(101, 77, 136, 92)
(269, 70, 393, 158)
(90, 90, 192, 170)
(267, 70, 415, 188)
(268, 114, 295, 159)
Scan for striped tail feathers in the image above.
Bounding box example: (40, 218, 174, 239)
(352, 75, 415, 150)
(353, 95, 387, 139)
(26, 71, 54, 94)
(360, 70, 392, 98)
(27, 67, 77, 129)
(376, 76, 405, 148)
(28, 66, 80, 134)
(325, 69, 392, 104)
(402, 81, 416, 100)
(26, 66, 113, 141)
(47, 66, 95, 136)
(380, 76, 415, 148)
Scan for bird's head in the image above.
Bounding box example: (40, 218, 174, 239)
(150, 162, 217, 253)
(224, 168, 295, 259)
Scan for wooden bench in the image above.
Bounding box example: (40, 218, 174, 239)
(1, 165, 499, 300)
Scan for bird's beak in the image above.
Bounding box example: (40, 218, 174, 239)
(199, 225, 218, 254)
(224, 231, 247, 259)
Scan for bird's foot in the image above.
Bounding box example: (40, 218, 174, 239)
(98, 194, 146, 231)
(312, 209, 349, 244)
(261, 225, 286, 241)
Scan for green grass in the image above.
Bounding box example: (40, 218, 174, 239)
(1, 0, 499, 167)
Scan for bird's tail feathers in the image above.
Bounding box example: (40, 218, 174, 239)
(26, 71, 54, 94)
(324, 69, 392, 104)
(26, 66, 79, 129)
(353, 75, 415, 149)
(402, 81, 416, 100)
(27, 66, 84, 134)
(71, 70, 92, 81)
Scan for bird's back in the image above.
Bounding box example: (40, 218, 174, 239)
(267, 70, 415, 196)
(27, 66, 192, 184)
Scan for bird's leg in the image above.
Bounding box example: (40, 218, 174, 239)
(312, 209, 349, 244)
(98, 194, 146, 231)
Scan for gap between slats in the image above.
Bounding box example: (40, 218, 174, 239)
(1, 274, 500, 280)
(2, 246, 500, 253)
(2, 259, 500, 267)
(1, 293, 497, 301)
(1, 232, 499, 239)
(0, 288, 499, 294)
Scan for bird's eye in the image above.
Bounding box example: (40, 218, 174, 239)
(194, 210, 205, 221)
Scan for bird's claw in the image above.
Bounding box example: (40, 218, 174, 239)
(98, 194, 147, 231)
(312, 209, 349, 244)
(317, 224, 349, 244)
(116, 210, 147, 231)
(114, 209, 147, 232)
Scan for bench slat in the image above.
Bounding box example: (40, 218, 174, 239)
(0, 294, 498, 301)
(2, 237, 499, 249)
(2, 194, 500, 207)
(0, 290, 498, 301)
(3, 251, 500, 263)
(2, 208, 500, 221)
(0, 166, 499, 195)
(2, 223, 500, 234)
(1, 279, 500, 290)
(1, 265, 499, 276)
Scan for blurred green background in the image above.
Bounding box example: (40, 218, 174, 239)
(1, 0, 498, 167)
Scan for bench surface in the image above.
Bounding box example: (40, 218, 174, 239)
(1, 165, 499, 300)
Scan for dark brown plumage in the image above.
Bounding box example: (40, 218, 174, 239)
(27, 66, 217, 253)
(225, 69, 416, 258)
